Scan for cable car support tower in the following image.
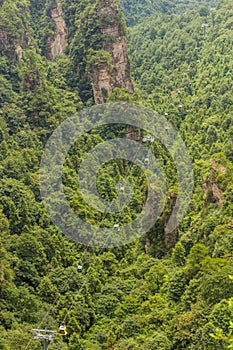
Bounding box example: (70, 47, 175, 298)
(32, 329, 57, 350)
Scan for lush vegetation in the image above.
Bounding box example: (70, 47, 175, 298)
(119, 0, 219, 26)
(0, 0, 233, 349)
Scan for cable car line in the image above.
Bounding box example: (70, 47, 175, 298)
(29, 132, 156, 350)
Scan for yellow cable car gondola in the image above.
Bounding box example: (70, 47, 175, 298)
(59, 323, 67, 336)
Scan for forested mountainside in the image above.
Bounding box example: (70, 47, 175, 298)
(119, 0, 219, 26)
(0, 0, 233, 349)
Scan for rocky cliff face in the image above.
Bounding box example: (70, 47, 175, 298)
(0, 0, 31, 60)
(47, 1, 67, 60)
(91, 0, 134, 104)
(202, 159, 225, 209)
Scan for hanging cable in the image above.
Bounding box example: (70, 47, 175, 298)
(27, 131, 155, 350)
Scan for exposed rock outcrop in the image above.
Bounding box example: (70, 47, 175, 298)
(48, 1, 67, 60)
(90, 0, 134, 104)
(164, 192, 178, 249)
(125, 126, 141, 141)
(0, 21, 30, 60)
(202, 159, 225, 208)
(15, 44, 23, 61)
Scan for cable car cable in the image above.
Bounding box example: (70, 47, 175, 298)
(28, 133, 155, 350)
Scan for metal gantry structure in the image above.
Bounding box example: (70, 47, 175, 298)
(31, 263, 82, 349)
(32, 329, 57, 350)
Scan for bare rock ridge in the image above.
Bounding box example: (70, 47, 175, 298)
(91, 0, 134, 104)
(48, 1, 67, 60)
(202, 159, 225, 208)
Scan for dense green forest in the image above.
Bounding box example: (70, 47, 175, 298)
(0, 0, 233, 349)
(119, 0, 219, 26)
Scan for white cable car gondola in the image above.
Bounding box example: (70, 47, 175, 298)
(114, 223, 120, 231)
(77, 263, 83, 272)
(142, 136, 154, 143)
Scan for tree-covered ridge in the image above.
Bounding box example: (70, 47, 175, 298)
(0, 0, 233, 349)
(128, 0, 233, 160)
(128, 0, 233, 252)
(119, 0, 219, 26)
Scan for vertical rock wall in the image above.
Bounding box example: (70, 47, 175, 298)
(91, 0, 134, 104)
(47, 1, 67, 60)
